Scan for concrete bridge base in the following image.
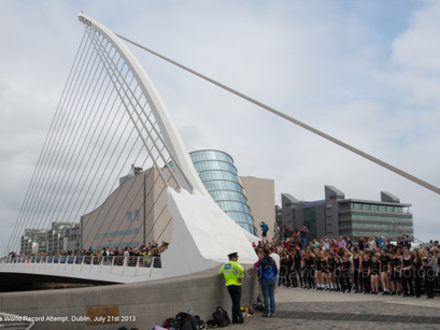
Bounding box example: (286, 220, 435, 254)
(0, 266, 258, 329)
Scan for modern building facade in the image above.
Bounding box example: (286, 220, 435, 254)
(337, 192, 413, 241)
(189, 150, 256, 234)
(277, 186, 413, 242)
(240, 176, 275, 240)
(81, 167, 177, 250)
(80, 150, 274, 249)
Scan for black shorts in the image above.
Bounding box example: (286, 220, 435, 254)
(262, 232, 267, 237)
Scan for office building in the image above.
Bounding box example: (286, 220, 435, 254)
(277, 186, 413, 242)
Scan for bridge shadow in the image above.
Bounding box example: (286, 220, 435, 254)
(0, 272, 115, 292)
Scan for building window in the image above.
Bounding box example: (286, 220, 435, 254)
(127, 211, 132, 222)
(134, 210, 140, 221)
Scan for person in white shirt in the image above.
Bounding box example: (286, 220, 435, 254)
(270, 246, 281, 287)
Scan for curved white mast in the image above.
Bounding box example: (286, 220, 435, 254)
(78, 13, 207, 195)
(77, 14, 258, 276)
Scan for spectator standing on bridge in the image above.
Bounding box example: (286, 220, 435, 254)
(260, 221, 269, 242)
(300, 226, 309, 249)
(258, 247, 278, 317)
(220, 252, 244, 324)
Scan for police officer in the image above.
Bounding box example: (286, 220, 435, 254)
(220, 252, 244, 324)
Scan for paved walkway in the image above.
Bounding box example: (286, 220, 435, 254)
(230, 287, 440, 329)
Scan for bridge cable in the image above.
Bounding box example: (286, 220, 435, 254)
(7, 32, 100, 252)
(115, 33, 440, 196)
(21, 33, 111, 245)
(5, 31, 89, 254)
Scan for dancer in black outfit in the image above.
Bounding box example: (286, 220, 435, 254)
(401, 249, 414, 297)
(380, 249, 390, 295)
(361, 252, 371, 294)
(280, 252, 289, 287)
(328, 251, 336, 291)
(342, 254, 352, 292)
(352, 247, 361, 293)
(292, 249, 303, 288)
(423, 258, 435, 298)
(369, 254, 380, 294)
(315, 252, 323, 290)
(335, 255, 343, 292)
(300, 250, 307, 289)
(412, 250, 423, 298)
(286, 251, 294, 287)
(389, 250, 399, 295)
(322, 253, 329, 290)
(305, 250, 315, 289)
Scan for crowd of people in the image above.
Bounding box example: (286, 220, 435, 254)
(253, 229, 440, 299)
(6, 241, 169, 268)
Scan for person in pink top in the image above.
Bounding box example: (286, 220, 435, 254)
(338, 236, 346, 249)
(254, 248, 263, 268)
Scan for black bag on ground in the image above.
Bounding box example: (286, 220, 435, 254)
(212, 306, 230, 327)
(194, 315, 206, 329)
(176, 312, 197, 330)
(163, 316, 177, 329)
(253, 296, 264, 311)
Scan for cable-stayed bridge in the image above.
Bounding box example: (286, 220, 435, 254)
(0, 13, 258, 285)
(1, 13, 439, 285)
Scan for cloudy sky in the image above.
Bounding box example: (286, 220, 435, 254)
(1, 0, 439, 252)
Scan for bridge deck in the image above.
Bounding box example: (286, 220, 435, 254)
(0, 256, 162, 284)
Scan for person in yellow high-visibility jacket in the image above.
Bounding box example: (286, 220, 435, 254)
(220, 252, 244, 323)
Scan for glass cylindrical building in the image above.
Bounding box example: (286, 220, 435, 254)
(189, 150, 256, 235)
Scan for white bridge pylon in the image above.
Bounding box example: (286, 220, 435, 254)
(1, 13, 257, 283)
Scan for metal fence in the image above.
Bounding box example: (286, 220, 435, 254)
(0, 255, 161, 268)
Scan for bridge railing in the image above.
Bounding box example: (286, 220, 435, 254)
(0, 255, 162, 268)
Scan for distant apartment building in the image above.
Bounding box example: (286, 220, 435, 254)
(20, 222, 80, 255)
(276, 186, 413, 242)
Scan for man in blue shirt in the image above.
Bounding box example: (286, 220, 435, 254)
(260, 221, 269, 243)
(258, 247, 278, 317)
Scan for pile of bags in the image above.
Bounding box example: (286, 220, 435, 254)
(153, 305, 255, 329)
